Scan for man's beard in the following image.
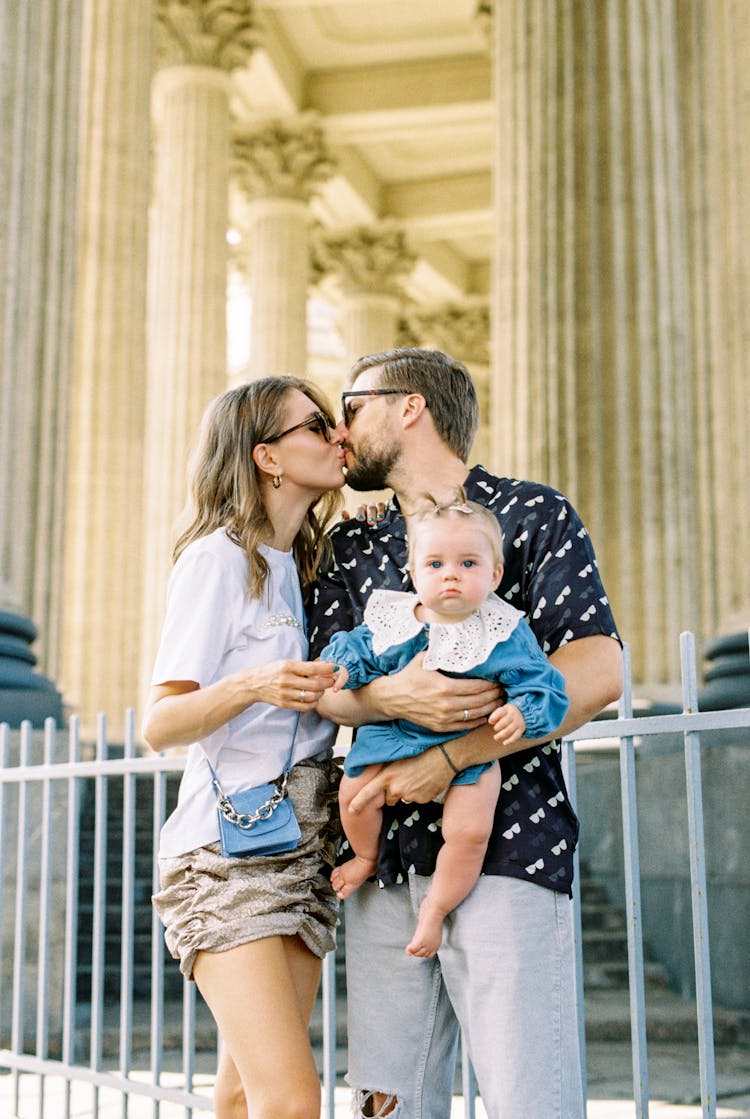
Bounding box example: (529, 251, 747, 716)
(344, 440, 399, 492)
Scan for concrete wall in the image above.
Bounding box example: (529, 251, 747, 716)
(576, 729, 750, 1010)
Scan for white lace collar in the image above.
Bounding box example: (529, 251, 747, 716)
(363, 589, 524, 671)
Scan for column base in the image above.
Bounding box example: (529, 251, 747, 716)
(0, 610, 65, 728)
(699, 631, 750, 711)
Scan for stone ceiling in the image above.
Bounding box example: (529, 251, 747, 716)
(229, 0, 492, 306)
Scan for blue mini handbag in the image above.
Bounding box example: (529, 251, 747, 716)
(207, 714, 302, 858)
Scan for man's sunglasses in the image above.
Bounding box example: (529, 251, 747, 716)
(265, 411, 335, 443)
(340, 389, 411, 427)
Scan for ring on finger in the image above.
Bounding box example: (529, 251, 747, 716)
(299, 689, 307, 702)
(463, 708, 469, 722)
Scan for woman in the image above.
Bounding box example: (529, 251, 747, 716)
(143, 377, 347, 1119)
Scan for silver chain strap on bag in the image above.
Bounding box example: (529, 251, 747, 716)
(205, 712, 302, 857)
(212, 770, 289, 830)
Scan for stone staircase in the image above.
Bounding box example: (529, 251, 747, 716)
(75, 767, 182, 1004)
(578, 860, 669, 995)
(578, 861, 749, 1046)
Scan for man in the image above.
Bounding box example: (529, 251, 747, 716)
(309, 348, 622, 1119)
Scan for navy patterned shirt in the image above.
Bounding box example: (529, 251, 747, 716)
(308, 465, 620, 897)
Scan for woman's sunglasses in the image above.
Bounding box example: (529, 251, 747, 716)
(264, 411, 335, 444)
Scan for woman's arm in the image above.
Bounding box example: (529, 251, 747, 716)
(142, 659, 337, 751)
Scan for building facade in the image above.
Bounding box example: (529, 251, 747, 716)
(1, 0, 749, 737)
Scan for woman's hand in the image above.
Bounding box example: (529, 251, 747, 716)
(234, 658, 336, 711)
(341, 501, 387, 526)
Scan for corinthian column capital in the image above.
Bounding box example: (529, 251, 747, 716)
(315, 224, 416, 297)
(233, 117, 336, 202)
(405, 302, 490, 366)
(156, 0, 258, 70)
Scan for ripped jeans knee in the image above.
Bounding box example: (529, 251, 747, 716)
(352, 1088, 400, 1118)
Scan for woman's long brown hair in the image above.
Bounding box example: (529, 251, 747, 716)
(173, 377, 342, 601)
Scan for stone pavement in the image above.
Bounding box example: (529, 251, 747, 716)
(2, 1069, 750, 1118)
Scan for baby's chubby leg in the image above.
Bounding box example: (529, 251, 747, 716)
(330, 765, 385, 900)
(407, 762, 502, 958)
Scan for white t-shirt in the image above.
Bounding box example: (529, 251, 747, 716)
(151, 528, 335, 858)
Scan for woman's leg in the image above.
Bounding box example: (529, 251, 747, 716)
(214, 1043, 248, 1119)
(281, 933, 324, 1024)
(193, 935, 323, 1119)
(407, 763, 502, 958)
(331, 765, 384, 899)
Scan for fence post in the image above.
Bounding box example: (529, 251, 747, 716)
(680, 632, 717, 1119)
(617, 645, 650, 1118)
(322, 947, 337, 1117)
(561, 736, 586, 1112)
(63, 716, 82, 1119)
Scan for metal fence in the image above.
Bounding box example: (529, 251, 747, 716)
(0, 631, 748, 1119)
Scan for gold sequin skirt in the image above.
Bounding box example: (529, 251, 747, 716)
(153, 758, 341, 979)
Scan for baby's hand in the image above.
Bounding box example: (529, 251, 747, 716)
(330, 664, 349, 692)
(489, 702, 526, 745)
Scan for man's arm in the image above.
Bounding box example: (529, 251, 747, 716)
(316, 649, 502, 731)
(542, 634, 624, 737)
(347, 634, 623, 812)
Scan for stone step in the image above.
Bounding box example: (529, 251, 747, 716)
(580, 902, 626, 932)
(584, 988, 750, 1045)
(584, 958, 670, 991)
(77, 852, 158, 879)
(582, 928, 630, 963)
(77, 895, 155, 923)
(579, 880, 612, 907)
(75, 962, 182, 1002)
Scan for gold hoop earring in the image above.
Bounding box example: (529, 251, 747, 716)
(272, 475, 282, 489)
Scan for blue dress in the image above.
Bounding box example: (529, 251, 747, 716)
(321, 589, 569, 784)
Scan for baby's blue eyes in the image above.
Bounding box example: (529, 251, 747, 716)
(427, 559, 476, 569)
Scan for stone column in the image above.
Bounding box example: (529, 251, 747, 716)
(403, 303, 491, 465)
(491, 0, 701, 689)
(0, 1, 83, 679)
(141, 0, 258, 694)
(234, 118, 335, 379)
(61, 0, 153, 739)
(671, 0, 750, 702)
(315, 224, 416, 376)
(681, 0, 750, 639)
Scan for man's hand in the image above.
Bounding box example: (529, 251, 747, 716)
(349, 748, 452, 814)
(368, 651, 502, 732)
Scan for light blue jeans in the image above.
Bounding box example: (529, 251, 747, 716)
(344, 873, 584, 1119)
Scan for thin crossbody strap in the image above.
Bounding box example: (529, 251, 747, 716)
(205, 710, 301, 800)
